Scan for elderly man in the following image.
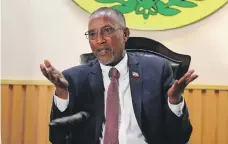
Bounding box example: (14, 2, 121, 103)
(40, 7, 198, 144)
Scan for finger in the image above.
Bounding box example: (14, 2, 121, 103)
(185, 74, 199, 85)
(178, 69, 195, 85)
(53, 74, 60, 85)
(52, 69, 61, 75)
(51, 69, 62, 82)
(44, 60, 55, 71)
(40, 64, 48, 78)
(179, 69, 194, 83)
(47, 67, 56, 82)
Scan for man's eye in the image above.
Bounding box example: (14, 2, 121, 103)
(103, 27, 113, 33)
(88, 31, 97, 37)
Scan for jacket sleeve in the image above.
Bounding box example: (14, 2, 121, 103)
(162, 60, 192, 144)
(49, 70, 85, 144)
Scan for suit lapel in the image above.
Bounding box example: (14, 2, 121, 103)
(128, 54, 143, 131)
(87, 54, 144, 142)
(88, 60, 105, 143)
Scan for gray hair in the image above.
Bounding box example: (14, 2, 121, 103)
(90, 7, 126, 27)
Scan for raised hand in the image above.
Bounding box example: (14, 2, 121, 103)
(40, 60, 69, 99)
(168, 69, 198, 104)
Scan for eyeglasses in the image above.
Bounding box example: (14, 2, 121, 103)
(85, 26, 124, 40)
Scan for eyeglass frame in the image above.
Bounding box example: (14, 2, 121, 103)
(84, 26, 125, 40)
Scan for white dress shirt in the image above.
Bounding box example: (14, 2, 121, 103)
(54, 54, 185, 144)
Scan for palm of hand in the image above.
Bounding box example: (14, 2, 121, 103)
(168, 70, 198, 104)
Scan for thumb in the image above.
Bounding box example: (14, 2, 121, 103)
(57, 74, 69, 87)
(168, 80, 179, 98)
(172, 80, 179, 90)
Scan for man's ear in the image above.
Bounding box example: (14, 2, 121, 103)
(123, 27, 130, 42)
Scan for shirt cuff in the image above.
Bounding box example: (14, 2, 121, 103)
(53, 92, 69, 112)
(168, 95, 185, 117)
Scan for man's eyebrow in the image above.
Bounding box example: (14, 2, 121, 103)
(102, 25, 113, 28)
(88, 24, 113, 32)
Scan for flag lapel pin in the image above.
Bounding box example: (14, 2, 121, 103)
(132, 72, 140, 78)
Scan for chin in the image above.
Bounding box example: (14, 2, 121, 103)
(100, 57, 115, 66)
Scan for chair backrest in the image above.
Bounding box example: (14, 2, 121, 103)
(80, 37, 191, 80)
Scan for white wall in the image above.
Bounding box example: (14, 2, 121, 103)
(1, 0, 228, 85)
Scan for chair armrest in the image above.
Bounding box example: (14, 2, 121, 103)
(50, 111, 90, 127)
(49, 111, 90, 144)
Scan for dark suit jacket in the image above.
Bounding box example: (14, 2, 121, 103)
(49, 53, 192, 144)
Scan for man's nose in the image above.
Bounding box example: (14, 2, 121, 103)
(96, 32, 106, 44)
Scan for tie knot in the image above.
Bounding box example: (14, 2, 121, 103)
(109, 67, 120, 79)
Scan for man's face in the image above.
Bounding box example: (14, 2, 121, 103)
(87, 13, 129, 65)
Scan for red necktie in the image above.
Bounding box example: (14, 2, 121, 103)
(103, 67, 120, 144)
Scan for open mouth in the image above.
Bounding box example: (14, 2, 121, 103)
(97, 48, 111, 56)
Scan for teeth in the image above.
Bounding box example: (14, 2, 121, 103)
(100, 49, 107, 55)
